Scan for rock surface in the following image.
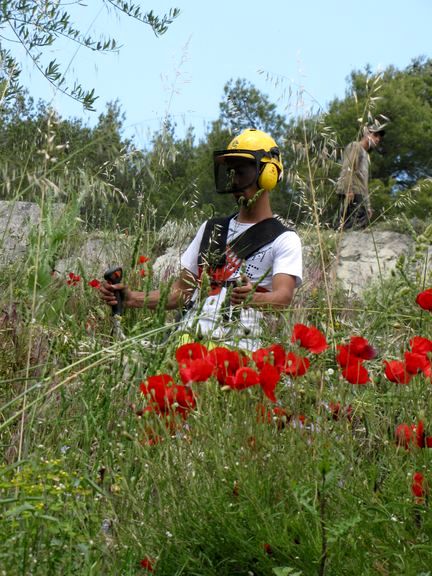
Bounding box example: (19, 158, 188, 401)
(332, 230, 414, 294)
(1, 201, 43, 263)
(1, 201, 430, 294)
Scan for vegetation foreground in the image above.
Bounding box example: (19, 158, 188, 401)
(1, 215, 432, 576)
(2, 5, 432, 574)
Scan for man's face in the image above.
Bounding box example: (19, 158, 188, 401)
(224, 158, 258, 199)
(368, 132, 383, 149)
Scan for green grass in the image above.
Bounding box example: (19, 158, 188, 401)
(1, 107, 432, 574)
(1, 209, 432, 576)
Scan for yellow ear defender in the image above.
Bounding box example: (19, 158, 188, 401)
(258, 162, 279, 191)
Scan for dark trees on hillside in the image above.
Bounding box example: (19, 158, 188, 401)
(2, 58, 432, 227)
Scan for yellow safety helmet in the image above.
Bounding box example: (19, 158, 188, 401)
(213, 128, 283, 194)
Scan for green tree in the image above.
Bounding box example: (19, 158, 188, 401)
(325, 58, 432, 187)
(219, 78, 288, 142)
(0, 1, 179, 110)
(0, 94, 145, 228)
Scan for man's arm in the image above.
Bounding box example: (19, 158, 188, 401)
(230, 273, 297, 309)
(99, 268, 197, 311)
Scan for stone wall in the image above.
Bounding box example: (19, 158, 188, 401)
(1, 201, 430, 294)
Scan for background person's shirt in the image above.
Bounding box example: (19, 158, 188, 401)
(336, 142, 370, 209)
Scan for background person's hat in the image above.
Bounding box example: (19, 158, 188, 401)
(365, 116, 388, 137)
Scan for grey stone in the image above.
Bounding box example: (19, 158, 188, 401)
(1, 201, 431, 294)
(0, 201, 42, 263)
(332, 230, 414, 294)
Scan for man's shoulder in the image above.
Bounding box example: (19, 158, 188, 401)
(344, 141, 361, 153)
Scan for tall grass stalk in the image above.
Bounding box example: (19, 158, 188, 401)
(17, 183, 46, 464)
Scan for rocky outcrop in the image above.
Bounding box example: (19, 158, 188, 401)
(1, 201, 46, 263)
(1, 201, 431, 294)
(331, 230, 423, 294)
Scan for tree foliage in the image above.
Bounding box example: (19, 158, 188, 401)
(220, 78, 288, 143)
(2, 57, 432, 228)
(325, 57, 432, 187)
(0, 0, 179, 110)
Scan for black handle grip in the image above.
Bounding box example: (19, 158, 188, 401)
(104, 266, 125, 316)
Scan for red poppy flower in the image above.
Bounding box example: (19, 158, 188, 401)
(140, 375, 195, 417)
(291, 323, 328, 354)
(208, 347, 242, 384)
(395, 421, 428, 449)
(404, 351, 430, 375)
(267, 344, 286, 368)
(138, 255, 150, 264)
(179, 357, 215, 384)
(259, 363, 280, 402)
(342, 362, 370, 385)
(411, 472, 425, 500)
(223, 375, 235, 388)
(284, 352, 310, 377)
(347, 336, 377, 360)
(139, 269, 146, 277)
(167, 385, 196, 416)
(409, 336, 432, 356)
(328, 402, 353, 421)
(395, 423, 414, 448)
(88, 278, 101, 289)
(252, 348, 271, 370)
(208, 346, 239, 369)
(67, 272, 81, 286)
(426, 436, 432, 448)
(415, 419, 425, 448)
(140, 374, 174, 409)
(231, 367, 260, 390)
(336, 336, 377, 368)
(256, 404, 289, 428)
(140, 556, 154, 571)
(336, 345, 360, 368)
(416, 288, 432, 311)
(252, 344, 285, 370)
(176, 342, 208, 364)
(263, 543, 273, 556)
(384, 360, 412, 384)
(296, 414, 306, 426)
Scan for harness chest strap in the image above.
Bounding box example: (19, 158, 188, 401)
(197, 215, 294, 294)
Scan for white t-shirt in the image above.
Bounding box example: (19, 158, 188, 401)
(180, 217, 302, 350)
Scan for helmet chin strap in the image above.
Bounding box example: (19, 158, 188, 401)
(236, 188, 265, 209)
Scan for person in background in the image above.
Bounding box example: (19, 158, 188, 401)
(336, 122, 386, 230)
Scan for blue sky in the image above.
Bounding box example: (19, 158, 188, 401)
(16, 0, 432, 147)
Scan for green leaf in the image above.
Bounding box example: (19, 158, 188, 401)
(3, 502, 36, 517)
(273, 568, 303, 576)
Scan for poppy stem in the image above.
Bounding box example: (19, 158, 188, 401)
(318, 468, 328, 576)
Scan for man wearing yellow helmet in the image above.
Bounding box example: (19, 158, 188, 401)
(100, 129, 302, 350)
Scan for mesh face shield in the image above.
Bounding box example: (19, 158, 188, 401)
(213, 150, 263, 194)
(213, 148, 282, 194)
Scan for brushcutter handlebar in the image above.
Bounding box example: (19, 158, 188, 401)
(103, 266, 125, 316)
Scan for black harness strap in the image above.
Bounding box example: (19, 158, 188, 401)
(230, 217, 293, 260)
(198, 215, 294, 271)
(197, 215, 232, 269)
